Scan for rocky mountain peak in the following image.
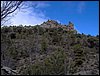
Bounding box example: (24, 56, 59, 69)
(40, 20, 60, 28)
(42, 20, 60, 25)
(40, 20, 75, 31)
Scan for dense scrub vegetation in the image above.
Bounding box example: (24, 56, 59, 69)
(1, 23, 99, 75)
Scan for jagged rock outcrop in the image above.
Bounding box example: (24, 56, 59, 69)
(67, 21, 74, 31)
(40, 20, 74, 31)
(41, 20, 59, 28)
(1, 66, 19, 75)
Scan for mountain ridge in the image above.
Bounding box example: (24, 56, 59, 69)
(40, 20, 74, 31)
(1, 20, 99, 75)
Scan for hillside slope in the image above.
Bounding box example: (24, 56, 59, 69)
(1, 20, 99, 75)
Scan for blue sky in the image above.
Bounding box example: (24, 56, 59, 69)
(10, 1, 99, 36)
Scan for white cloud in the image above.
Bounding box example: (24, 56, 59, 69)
(10, 1, 50, 26)
(77, 1, 85, 14)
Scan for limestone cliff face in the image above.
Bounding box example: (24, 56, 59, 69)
(40, 20, 74, 31)
(40, 20, 59, 28)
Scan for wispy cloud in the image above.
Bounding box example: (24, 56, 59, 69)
(10, 1, 50, 26)
(35, 1, 50, 8)
(77, 1, 85, 14)
(62, 1, 86, 14)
